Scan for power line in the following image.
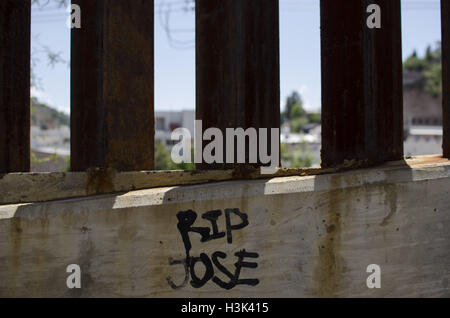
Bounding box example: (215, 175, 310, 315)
(157, 0, 195, 50)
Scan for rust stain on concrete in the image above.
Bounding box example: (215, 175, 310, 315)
(7, 217, 23, 293)
(231, 164, 259, 180)
(380, 184, 398, 226)
(86, 168, 116, 194)
(313, 175, 343, 297)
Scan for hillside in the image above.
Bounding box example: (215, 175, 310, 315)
(31, 97, 70, 129)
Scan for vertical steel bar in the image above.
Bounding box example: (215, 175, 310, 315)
(0, 0, 31, 172)
(442, 0, 450, 157)
(196, 0, 280, 170)
(71, 0, 154, 171)
(321, 0, 403, 167)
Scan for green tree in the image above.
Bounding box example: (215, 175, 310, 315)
(155, 141, 175, 170)
(281, 143, 316, 168)
(155, 140, 195, 170)
(307, 112, 321, 125)
(404, 43, 442, 97)
(404, 54, 427, 72)
(283, 91, 305, 121)
(281, 91, 321, 133)
(424, 63, 442, 98)
(289, 102, 305, 119)
(290, 117, 308, 133)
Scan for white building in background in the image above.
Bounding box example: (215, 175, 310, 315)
(404, 125, 443, 157)
(281, 123, 322, 166)
(30, 125, 71, 157)
(154, 108, 444, 162)
(403, 77, 443, 157)
(155, 110, 195, 148)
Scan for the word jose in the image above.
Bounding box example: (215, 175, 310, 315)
(167, 208, 260, 290)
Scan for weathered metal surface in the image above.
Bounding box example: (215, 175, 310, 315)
(196, 0, 280, 169)
(0, 1, 31, 173)
(1, 161, 450, 297)
(442, 0, 450, 158)
(320, 0, 404, 168)
(71, 0, 154, 172)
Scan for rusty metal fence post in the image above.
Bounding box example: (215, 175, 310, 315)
(442, 0, 450, 158)
(320, 0, 404, 168)
(196, 0, 280, 170)
(0, 1, 31, 173)
(71, 0, 154, 171)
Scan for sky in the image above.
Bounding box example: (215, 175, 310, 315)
(30, 0, 443, 114)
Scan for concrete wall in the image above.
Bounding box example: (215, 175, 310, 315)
(1, 160, 450, 297)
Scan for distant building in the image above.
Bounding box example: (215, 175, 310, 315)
(403, 86, 442, 130)
(404, 126, 443, 157)
(30, 125, 70, 157)
(281, 124, 321, 166)
(30, 125, 70, 172)
(155, 110, 195, 148)
(403, 73, 443, 156)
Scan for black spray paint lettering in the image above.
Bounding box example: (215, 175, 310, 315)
(166, 257, 189, 290)
(167, 208, 259, 290)
(212, 250, 259, 290)
(225, 208, 249, 244)
(190, 253, 214, 288)
(202, 210, 226, 241)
